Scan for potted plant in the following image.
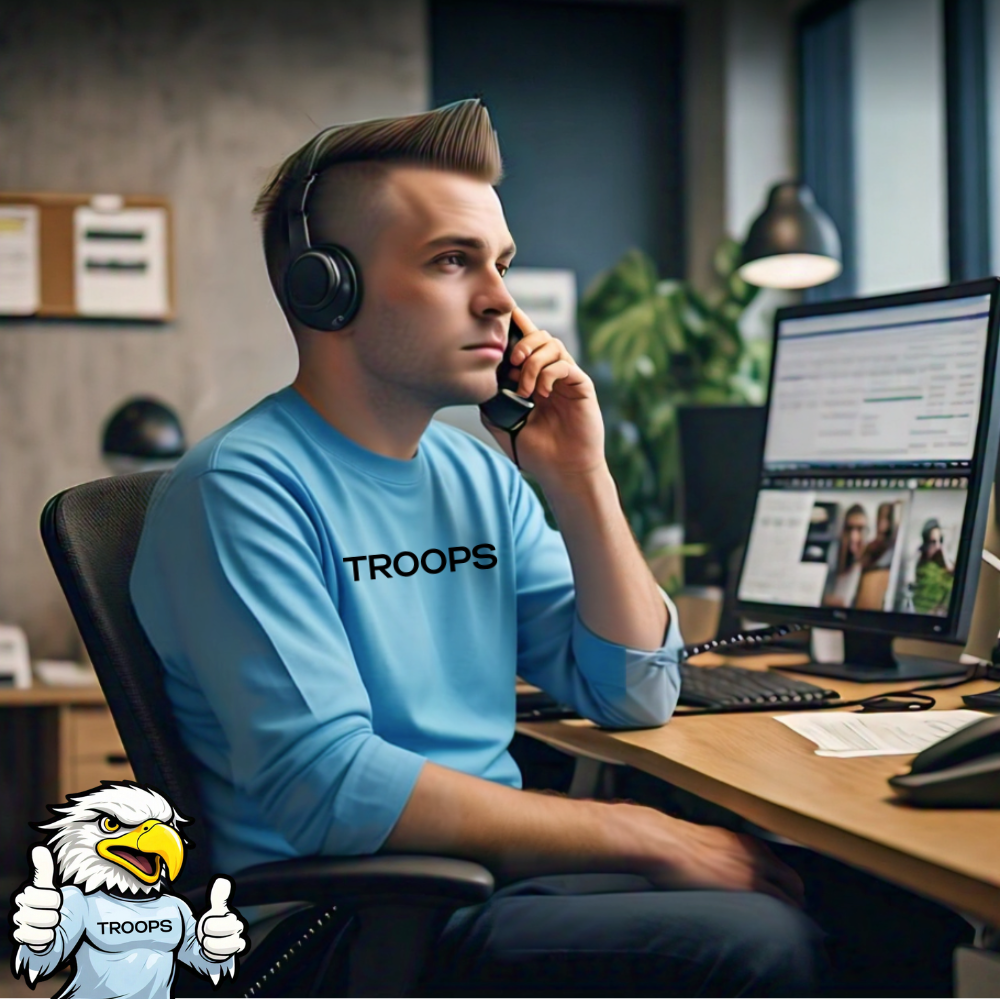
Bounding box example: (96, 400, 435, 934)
(576, 238, 771, 564)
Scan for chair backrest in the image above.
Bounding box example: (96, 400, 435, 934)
(40, 471, 211, 890)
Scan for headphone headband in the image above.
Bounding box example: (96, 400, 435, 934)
(287, 172, 318, 259)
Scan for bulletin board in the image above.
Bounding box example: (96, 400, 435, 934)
(0, 191, 174, 321)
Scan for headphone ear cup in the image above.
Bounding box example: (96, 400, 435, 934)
(285, 244, 362, 331)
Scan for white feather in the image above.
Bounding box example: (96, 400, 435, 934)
(38, 783, 190, 896)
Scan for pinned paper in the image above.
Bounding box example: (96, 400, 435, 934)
(0, 205, 40, 315)
(74, 204, 169, 319)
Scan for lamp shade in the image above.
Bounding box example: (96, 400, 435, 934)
(738, 182, 842, 289)
(101, 397, 185, 472)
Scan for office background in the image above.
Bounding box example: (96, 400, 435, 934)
(0, 0, 997, 659)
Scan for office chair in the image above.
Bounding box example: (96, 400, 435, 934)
(40, 470, 493, 997)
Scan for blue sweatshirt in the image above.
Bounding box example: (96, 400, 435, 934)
(130, 386, 683, 873)
(14, 887, 228, 999)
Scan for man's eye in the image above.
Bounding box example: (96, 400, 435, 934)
(497, 263, 510, 278)
(99, 816, 120, 834)
(439, 253, 464, 267)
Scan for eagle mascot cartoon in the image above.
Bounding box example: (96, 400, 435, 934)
(10, 782, 247, 999)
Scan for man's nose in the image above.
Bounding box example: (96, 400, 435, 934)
(475, 269, 516, 317)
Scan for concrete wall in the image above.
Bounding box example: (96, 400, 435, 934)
(0, 0, 427, 658)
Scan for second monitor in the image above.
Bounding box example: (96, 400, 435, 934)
(736, 278, 1000, 681)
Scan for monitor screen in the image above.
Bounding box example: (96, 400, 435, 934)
(736, 283, 1000, 641)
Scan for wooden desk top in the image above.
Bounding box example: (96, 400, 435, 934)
(0, 684, 107, 706)
(519, 655, 1000, 924)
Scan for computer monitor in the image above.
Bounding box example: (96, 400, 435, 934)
(679, 405, 766, 588)
(735, 278, 1000, 681)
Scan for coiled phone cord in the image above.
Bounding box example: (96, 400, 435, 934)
(681, 623, 810, 660)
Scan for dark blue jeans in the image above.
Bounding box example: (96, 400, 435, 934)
(421, 873, 828, 997)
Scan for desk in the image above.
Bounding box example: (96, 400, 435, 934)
(0, 686, 134, 877)
(518, 656, 1000, 927)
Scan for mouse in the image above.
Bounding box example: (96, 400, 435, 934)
(888, 715, 1000, 807)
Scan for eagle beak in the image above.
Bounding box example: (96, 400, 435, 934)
(97, 820, 185, 884)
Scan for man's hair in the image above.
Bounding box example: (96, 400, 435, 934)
(254, 99, 503, 314)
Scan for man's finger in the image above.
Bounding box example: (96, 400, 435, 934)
(511, 305, 540, 335)
(537, 360, 590, 397)
(30, 846, 55, 890)
(513, 344, 570, 397)
(744, 838, 805, 905)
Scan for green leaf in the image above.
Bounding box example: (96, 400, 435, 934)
(713, 237, 742, 280)
(579, 238, 772, 526)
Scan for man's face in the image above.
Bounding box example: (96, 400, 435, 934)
(346, 166, 517, 410)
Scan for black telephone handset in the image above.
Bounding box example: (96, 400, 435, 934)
(479, 316, 535, 433)
(889, 715, 1000, 807)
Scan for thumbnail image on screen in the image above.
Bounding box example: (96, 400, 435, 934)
(803, 494, 903, 611)
(892, 488, 966, 616)
(738, 482, 968, 618)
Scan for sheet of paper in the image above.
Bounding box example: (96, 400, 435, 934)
(74, 205, 169, 319)
(774, 709, 988, 757)
(0, 205, 40, 315)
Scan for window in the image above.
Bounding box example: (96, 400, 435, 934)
(799, 0, 960, 298)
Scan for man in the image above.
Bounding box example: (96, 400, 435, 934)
(131, 100, 824, 995)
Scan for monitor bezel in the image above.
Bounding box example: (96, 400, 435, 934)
(735, 276, 1000, 643)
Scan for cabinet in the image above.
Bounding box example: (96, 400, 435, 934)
(0, 687, 134, 878)
(57, 703, 135, 799)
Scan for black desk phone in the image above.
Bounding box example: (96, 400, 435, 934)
(889, 714, 1000, 807)
(479, 316, 536, 434)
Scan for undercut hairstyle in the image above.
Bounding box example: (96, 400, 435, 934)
(253, 99, 503, 316)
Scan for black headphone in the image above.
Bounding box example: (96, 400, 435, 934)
(284, 171, 363, 331)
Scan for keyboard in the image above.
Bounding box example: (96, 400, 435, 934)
(515, 665, 839, 721)
(677, 663, 838, 711)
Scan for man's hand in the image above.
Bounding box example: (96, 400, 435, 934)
(11, 846, 62, 956)
(196, 877, 247, 972)
(628, 809, 805, 908)
(481, 306, 606, 488)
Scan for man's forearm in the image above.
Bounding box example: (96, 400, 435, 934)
(383, 761, 805, 907)
(383, 761, 642, 883)
(541, 464, 668, 650)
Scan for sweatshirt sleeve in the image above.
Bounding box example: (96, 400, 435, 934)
(510, 472, 683, 728)
(130, 469, 426, 857)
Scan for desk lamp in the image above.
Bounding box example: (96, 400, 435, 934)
(101, 397, 186, 474)
(738, 182, 842, 289)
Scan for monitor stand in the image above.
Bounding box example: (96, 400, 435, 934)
(785, 630, 969, 683)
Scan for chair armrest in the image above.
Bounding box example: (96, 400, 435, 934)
(213, 854, 494, 910)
